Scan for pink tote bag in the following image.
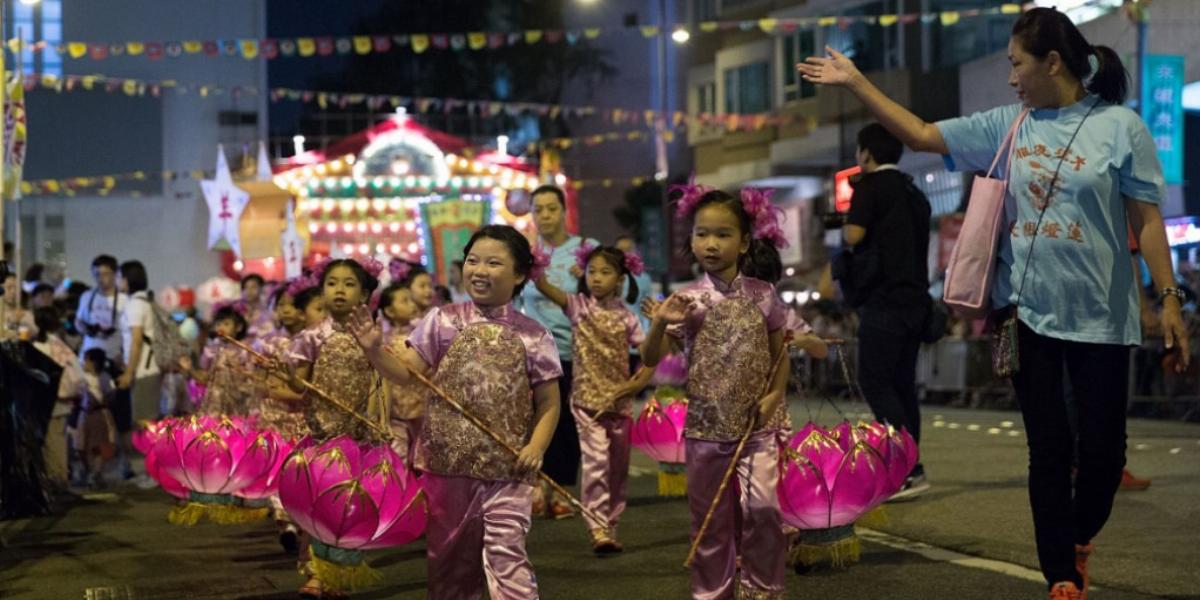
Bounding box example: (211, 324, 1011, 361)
(943, 109, 1029, 319)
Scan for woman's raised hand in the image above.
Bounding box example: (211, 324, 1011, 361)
(796, 45, 861, 87)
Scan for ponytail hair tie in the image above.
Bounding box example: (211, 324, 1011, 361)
(623, 251, 645, 276)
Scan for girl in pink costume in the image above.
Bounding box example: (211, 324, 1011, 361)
(350, 225, 562, 600)
(641, 186, 793, 600)
(375, 259, 425, 465)
(533, 244, 651, 554)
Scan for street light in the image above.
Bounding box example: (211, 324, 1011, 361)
(292, 135, 306, 156)
(671, 28, 690, 44)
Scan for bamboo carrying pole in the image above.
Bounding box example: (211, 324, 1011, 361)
(682, 338, 791, 568)
(376, 343, 611, 530)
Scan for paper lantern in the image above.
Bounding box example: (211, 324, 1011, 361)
(133, 417, 188, 500)
(234, 429, 294, 502)
(153, 415, 283, 526)
(631, 396, 688, 496)
(278, 436, 426, 592)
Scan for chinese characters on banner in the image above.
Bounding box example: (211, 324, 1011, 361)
(1141, 54, 1184, 185)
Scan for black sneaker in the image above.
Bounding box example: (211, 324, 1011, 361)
(888, 474, 930, 502)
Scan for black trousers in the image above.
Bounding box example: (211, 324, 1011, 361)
(1011, 322, 1129, 588)
(542, 360, 579, 487)
(857, 309, 924, 475)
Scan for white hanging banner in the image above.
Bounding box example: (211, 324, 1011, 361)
(200, 145, 250, 258)
(281, 199, 305, 279)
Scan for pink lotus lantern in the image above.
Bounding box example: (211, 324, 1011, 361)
(133, 418, 188, 500)
(778, 421, 908, 570)
(234, 429, 295, 513)
(278, 436, 426, 593)
(632, 396, 688, 496)
(152, 415, 284, 526)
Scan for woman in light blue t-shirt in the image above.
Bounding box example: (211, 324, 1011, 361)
(798, 7, 1187, 599)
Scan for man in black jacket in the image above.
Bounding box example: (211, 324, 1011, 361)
(844, 124, 932, 500)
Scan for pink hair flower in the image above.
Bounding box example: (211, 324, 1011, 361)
(740, 187, 790, 250)
(388, 259, 413, 283)
(623, 251, 645, 276)
(358, 256, 386, 280)
(669, 173, 713, 220)
(529, 245, 552, 282)
(573, 242, 597, 273)
(285, 274, 320, 297)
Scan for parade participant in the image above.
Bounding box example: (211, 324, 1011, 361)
(389, 260, 437, 318)
(2, 270, 36, 339)
(239, 274, 274, 342)
(374, 261, 424, 464)
(350, 224, 562, 600)
(293, 284, 327, 331)
(641, 186, 792, 599)
(520, 184, 598, 518)
(254, 282, 311, 556)
(283, 258, 384, 599)
(179, 305, 251, 416)
(533, 244, 650, 554)
(799, 8, 1183, 599)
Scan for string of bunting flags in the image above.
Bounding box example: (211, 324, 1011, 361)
(6, 4, 1022, 61)
(19, 168, 681, 197)
(20, 72, 824, 132)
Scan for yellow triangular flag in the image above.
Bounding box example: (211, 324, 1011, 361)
(468, 32, 487, 50)
(940, 11, 960, 26)
(584, 28, 601, 39)
(411, 35, 429, 54)
(525, 30, 543, 44)
(240, 40, 259, 59)
(353, 36, 372, 55)
(758, 19, 778, 32)
(68, 42, 87, 58)
(818, 16, 837, 26)
(640, 26, 659, 38)
(699, 22, 718, 32)
(1001, 3, 1021, 14)
(297, 38, 316, 56)
(127, 42, 145, 55)
(183, 40, 203, 54)
(122, 80, 137, 96)
(879, 14, 898, 26)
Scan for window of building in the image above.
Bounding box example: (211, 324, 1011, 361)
(723, 62, 769, 115)
(693, 0, 717, 22)
(7, 0, 62, 77)
(781, 30, 817, 102)
(695, 82, 716, 115)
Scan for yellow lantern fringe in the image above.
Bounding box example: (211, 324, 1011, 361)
(790, 537, 861, 569)
(788, 525, 861, 569)
(657, 463, 687, 497)
(855, 506, 890, 529)
(309, 553, 382, 592)
(166, 494, 271, 526)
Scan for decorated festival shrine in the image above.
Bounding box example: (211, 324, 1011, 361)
(260, 115, 578, 284)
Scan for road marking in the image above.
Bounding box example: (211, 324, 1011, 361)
(967, 424, 981, 431)
(987, 427, 1002, 435)
(1169, 447, 1181, 455)
(1134, 443, 1151, 451)
(933, 421, 946, 428)
(858, 528, 1098, 590)
(947, 423, 961, 430)
(1000, 420, 1015, 428)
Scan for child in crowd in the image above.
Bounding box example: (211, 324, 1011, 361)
(533, 244, 651, 554)
(389, 260, 437, 317)
(77, 348, 117, 489)
(349, 225, 562, 600)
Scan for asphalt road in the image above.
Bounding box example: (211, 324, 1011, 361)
(1, 404, 1197, 599)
